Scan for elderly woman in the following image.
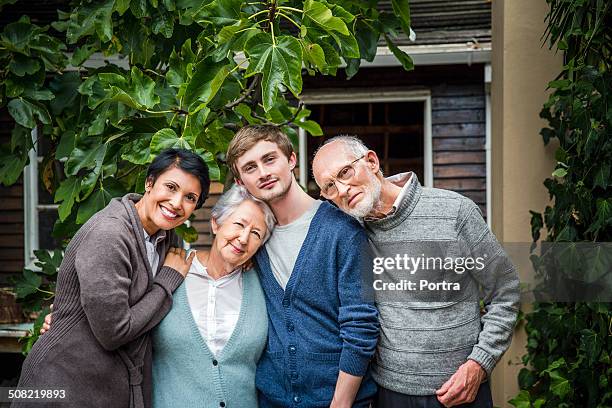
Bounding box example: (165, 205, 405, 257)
(16, 149, 210, 408)
(151, 184, 275, 408)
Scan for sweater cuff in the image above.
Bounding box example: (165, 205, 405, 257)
(467, 347, 497, 377)
(339, 349, 371, 377)
(154, 266, 185, 294)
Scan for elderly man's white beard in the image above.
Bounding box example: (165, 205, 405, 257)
(345, 172, 382, 219)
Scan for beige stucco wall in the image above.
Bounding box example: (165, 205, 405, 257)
(490, 0, 562, 406)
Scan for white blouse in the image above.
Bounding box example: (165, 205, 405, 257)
(184, 254, 243, 357)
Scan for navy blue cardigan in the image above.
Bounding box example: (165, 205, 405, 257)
(255, 202, 380, 407)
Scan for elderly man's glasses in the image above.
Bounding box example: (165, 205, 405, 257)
(320, 155, 365, 199)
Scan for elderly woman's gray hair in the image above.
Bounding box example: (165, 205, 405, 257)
(210, 184, 276, 242)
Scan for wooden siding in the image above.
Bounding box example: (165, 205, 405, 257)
(431, 83, 486, 215)
(190, 182, 223, 252)
(0, 111, 25, 285)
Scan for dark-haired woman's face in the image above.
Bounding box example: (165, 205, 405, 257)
(138, 167, 202, 234)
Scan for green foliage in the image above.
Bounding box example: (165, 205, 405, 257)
(0, 0, 414, 353)
(512, 1, 612, 407)
(0, 0, 414, 241)
(9, 249, 62, 352)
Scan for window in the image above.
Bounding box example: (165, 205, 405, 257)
(298, 89, 433, 195)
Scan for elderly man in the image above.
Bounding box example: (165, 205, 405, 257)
(312, 136, 520, 408)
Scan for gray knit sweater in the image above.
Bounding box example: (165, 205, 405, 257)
(365, 173, 520, 395)
(15, 194, 184, 408)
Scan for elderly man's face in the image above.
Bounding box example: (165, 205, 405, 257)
(312, 142, 382, 218)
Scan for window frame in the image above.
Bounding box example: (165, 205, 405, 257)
(298, 88, 433, 189)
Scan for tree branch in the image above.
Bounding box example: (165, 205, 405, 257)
(225, 75, 261, 109)
(250, 101, 304, 126)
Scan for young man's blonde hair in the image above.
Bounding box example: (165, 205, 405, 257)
(226, 125, 294, 178)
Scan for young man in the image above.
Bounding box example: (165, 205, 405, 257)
(226, 126, 380, 407)
(312, 136, 520, 408)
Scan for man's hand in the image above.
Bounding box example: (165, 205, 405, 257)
(330, 371, 362, 408)
(39, 304, 53, 335)
(435, 359, 487, 407)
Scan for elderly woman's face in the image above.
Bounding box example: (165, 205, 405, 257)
(211, 200, 268, 267)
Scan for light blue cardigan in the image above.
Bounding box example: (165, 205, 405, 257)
(151, 269, 268, 408)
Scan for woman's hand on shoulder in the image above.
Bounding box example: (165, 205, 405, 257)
(163, 248, 195, 277)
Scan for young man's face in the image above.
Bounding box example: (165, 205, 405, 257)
(234, 140, 296, 203)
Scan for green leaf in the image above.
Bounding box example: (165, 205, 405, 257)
(593, 163, 609, 189)
(175, 222, 198, 242)
(13, 269, 42, 299)
(303, 0, 349, 35)
(548, 79, 571, 89)
(345, 57, 360, 79)
(150, 128, 191, 153)
(183, 58, 230, 113)
(552, 168, 567, 178)
(7, 98, 52, 129)
(0, 147, 27, 186)
(579, 329, 601, 366)
(355, 20, 379, 62)
(295, 120, 323, 136)
(300, 40, 327, 73)
(66, 1, 114, 44)
(191, 0, 242, 26)
(234, 103, 259, 125)
(130, 0, 148, 18)
(391, 0, 411, 39)
(384, 34, 414, 71)
(107, 67, 160, 110)
(8, 55, 41, 76)
(55, 176, 81, 221)
(33, 249, 62, 276)
(508, 390, 531, 408)
(152, 9, 175, 38)
(245, 33, 303, 111)
(202, 150, 220, 181)
(22, 88, 54, 101)
(318, 41, 340, 74)
(114, 0, 131, 14)
(49, 72, 81, 115)
(71, 43, 97, 66)
(65, 142, 107, 176)
(76, 178, 125, 224)
(0, 21, 33, 54)
(332, 31, 360, 59)
(56, 131, 76, 160)
(548, 370, 571, 399)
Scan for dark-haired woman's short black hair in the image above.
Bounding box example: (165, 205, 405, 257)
(146, 148, 211, 209)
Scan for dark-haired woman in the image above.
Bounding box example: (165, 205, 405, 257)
(14, 149, 211, 408)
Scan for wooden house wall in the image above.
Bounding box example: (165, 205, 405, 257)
(190, 183, 223, 252)
(0, 111, 25, 285)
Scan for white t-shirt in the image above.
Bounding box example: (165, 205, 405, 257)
(265, 200, 322, 289)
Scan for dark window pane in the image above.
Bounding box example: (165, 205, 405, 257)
(38, 209, 61, 250)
